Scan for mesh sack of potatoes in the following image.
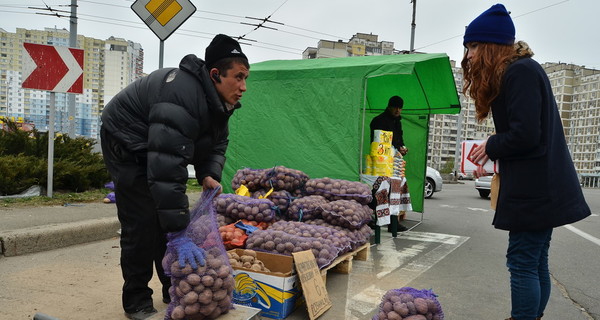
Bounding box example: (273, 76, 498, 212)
(286, 195, 328, 222)
(260, 166, 310, 192)
(320, 199, 373, 230)
(213, 194, 276, 223)
(231, 167, 267, 192)
(269, 220, 353, 254)
(304, 177, 373, 205)
(245, 228, 341, 268)
(163, 191, 235, 320)
(252, 189, 295, 216)
(372, 287, 444, 320)
(305, 219, 373, 251)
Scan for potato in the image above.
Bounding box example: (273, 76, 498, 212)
(386, 311, 402, 320)
(414, 297, 428, 314)
(186, 273, 201, 286)
(178, 280, 192, 294)
(184, 302, 200, 315)
(182, 291, 199, 305)
(170, 305, 185, 320)
(404, 315, 427, 320)
(393, 301, 409, 316)
(201, 275, 214, 287)
(198, 289, 213, 304)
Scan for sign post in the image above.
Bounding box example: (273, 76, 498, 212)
(22, 43, 84, 197)
(131, 0, 197, 68)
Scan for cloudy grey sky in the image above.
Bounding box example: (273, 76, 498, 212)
(1, 0, 598, 74)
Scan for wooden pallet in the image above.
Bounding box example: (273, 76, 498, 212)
(320, 243, 370, 284)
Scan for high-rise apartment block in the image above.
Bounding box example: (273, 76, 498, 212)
(0, 27, 143, 139)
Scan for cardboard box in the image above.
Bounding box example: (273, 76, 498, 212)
(461, 140, 499, 174)
(229, 249, 302, 319)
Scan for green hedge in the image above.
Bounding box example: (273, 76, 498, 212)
(0, 120, 110, 195)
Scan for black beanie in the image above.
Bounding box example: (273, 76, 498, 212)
(205, 34, 247, 69)
(388, 96, 404, 109)
(463, 3, 515, 46)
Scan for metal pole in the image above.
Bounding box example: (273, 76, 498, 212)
(67, 0, 78, 136)
(47, 92, 56, 198)
(159, 40, 164, 68)
(409, 0, 417, 53)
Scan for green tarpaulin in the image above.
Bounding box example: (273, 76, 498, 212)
(223, 53, 460, 213)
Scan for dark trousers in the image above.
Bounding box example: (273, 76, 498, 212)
(100, 129, 171, 313)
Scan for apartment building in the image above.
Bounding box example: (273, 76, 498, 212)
(0, 27, 143, 139)
(303, 32, 394, 59)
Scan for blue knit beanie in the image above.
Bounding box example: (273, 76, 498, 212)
(463, 3, 515, 46)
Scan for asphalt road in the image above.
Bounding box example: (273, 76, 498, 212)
(421, 180, 600, 320)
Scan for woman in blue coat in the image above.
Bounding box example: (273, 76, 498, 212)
(462, 4, 591, 320)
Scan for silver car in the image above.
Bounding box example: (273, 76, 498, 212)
(475, 175, 492, 198)
(425, 166, 443, 199)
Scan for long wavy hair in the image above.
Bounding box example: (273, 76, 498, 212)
(461, 41, 534, 121)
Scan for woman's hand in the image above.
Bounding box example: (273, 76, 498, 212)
(471, 139, 490, 178)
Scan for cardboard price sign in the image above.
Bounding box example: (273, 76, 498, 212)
(292, 250, 331, 319)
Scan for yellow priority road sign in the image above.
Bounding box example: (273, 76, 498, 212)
(131, 0, 196, 41)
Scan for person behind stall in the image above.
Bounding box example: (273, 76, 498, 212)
(100, 34, 249, 320)
(462, 4, 591, 320)
(369, 95, 409, 231)
(370, 95, 408, 156)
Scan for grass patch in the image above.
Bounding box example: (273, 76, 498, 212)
(1, 180, 204, 208)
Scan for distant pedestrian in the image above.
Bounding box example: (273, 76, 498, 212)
(462, 4, 591, 320)
(100, 34, 249, 320)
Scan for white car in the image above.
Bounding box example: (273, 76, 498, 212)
(475, 175, 492, 198)
(425, 166, 443, 198)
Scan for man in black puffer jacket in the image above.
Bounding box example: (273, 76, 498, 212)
(100, 34, 249, 320)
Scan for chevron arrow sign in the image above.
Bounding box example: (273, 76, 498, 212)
(22, 43, 84, 94)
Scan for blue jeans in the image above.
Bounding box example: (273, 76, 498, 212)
(507, 228, 553, 320)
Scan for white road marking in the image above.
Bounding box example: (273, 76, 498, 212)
(467, 207, 490, 212)
(344, 231, 469, 318)
(564, 224, 600, 247)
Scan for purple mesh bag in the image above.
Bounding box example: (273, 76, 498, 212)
(260, 166, 309, 192)
(305, 219, 373, 251)
(245, 228, 341, 269)
(321, 199, 373, 230)
(286, 195, 327, 222)
(304, 177, 373, 204)
(231, 168, 266, 192)
(252, 189, 295, 216)
(213, 193, 276, 223)
(372, 287, 444, 320)
(269, 220, 352, 254)
(162, 189, 235, 320)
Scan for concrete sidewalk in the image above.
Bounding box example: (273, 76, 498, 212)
(0, 193, 202, 257)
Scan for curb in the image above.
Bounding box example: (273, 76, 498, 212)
(0, 217, 120, 257)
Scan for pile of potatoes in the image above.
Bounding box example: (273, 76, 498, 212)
(227, 249, 271, 272)
(245, 229, 340, 268)
(321, 199, 373, 230)
(304, 177, 373, 205)
(269, 220, 353, 254)
(214, 194, 276, 223)
(286, 195, 327, 221)
(373, 288, 444, 320)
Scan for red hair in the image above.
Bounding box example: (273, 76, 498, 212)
(461, 41, 533, 122)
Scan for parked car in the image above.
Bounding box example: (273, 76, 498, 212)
(451, 171, 474, 180)
(475, 175, 492, 198)
(425, 166, 443, 199)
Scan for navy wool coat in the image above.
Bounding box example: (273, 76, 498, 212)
(486, 57, 590, 231)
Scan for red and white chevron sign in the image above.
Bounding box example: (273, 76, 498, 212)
(22, 43, 84, 94)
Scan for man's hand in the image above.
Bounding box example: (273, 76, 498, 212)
(202, 176, 222, 195)
(168, 234, 206, 269)
(399, 146, 409, 156)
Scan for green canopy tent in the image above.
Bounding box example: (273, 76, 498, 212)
(222, 53, 460, 213)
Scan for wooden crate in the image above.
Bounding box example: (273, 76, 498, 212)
(320, 243, 370, 284)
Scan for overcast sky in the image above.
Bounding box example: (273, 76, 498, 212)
(1, 0, 598, 74)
